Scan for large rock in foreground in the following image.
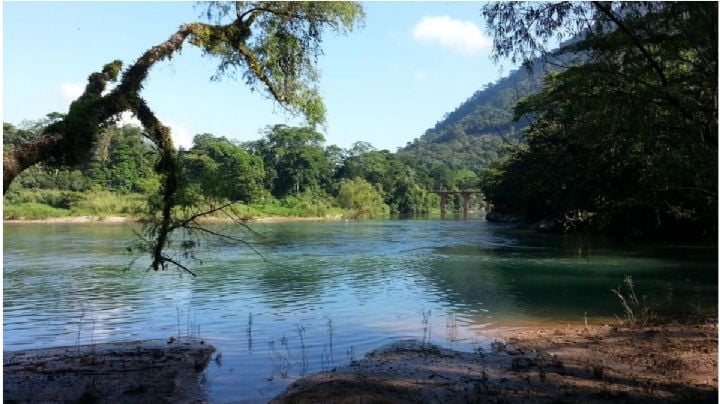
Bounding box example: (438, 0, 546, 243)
(273, 322, 718, 404)
(4, 337, 215, 403)
(271, 340, 503, 403)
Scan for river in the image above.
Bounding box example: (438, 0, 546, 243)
(3, 219, 717, 402)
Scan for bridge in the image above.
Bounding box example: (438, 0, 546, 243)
(430, 189, 490, 219)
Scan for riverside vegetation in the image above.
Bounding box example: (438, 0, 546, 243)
(4, 121, 463, 221)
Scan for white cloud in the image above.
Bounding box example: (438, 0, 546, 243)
(164, 120, 194, 150)
(111, 112, 193, 150)
(59, 82, 84, 102)
(114, 111, 142, 127)
(414, 70, 430, 81)
(412, 16, 491, 56)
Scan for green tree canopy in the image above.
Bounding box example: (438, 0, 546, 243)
(252, 124, 334, 198)
(337, 178, 389, 219)
(180, 133, 265, 204)
(482, 2, 717, 238)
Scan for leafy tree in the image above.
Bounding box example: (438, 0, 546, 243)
(4, 123, 36, 152)
(4, 120, 157, 193)
(454, 168, 479, 190)
(84, 125, 159, 193)
(386, 177, 436, 215)
(337, 178, 389, 218)
(2, 2, 364, 273)
(482, 2, 717, 238)
(252, 125, 334, 198)
(180, 134, 265, 204)
(339, 144, 391, 186)
(337, 145, 424, 213)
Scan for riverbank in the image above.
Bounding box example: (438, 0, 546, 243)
(3, 320, 715, 403)
(272, 318, 718, 403)
(3, 214, 346, 224)
(3, 337, 215, 403)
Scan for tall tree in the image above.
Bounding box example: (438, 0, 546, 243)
(180, 134, 265, 204)
(482, 2, 717, 238)
(253, 124, 334, 198)
(3, 2, 364, 273)
(84, 125, 159, 193)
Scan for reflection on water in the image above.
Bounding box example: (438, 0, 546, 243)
(4, 220, 717, 402)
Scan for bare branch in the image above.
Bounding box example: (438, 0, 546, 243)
(183, 224, 271, 264)
(170, 202, 237, 231)
(159, 255, 198, 277)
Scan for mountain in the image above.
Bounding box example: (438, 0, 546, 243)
(397, 56, 576, 173)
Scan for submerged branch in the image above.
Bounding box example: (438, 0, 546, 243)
(158, 255, 198, 277)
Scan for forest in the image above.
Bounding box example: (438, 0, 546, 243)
(4, 2, 716, 244)
(4, 118, 486, 220)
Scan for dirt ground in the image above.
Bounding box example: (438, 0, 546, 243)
(3, 337, 215, 404)
(272, 319, 718, 403)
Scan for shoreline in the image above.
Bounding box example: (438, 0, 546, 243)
(3, 319, 716, 402)
(3, 214, 346, 225)
(273, 318, 718, 403)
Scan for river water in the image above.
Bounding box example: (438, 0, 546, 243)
(3, 219, 717, 402)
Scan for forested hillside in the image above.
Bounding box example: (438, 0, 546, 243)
(398, 37, 587, 175)
(397, 61, 546, 173)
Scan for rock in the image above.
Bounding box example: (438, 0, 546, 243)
(536, 219, 564, 233)
(485, 211, 524, 223)
(4, 337, 215, 403)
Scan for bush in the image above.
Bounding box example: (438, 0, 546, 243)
(4, 203, 71, 219)
(281, 189, 335, 217)
(338, 178, 389, 218)
(4, 189, 147, 217)
(70, 191, 146, 216)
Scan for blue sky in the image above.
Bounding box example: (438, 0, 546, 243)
(3, 1, 516, 151)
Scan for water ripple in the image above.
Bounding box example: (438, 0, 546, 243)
(4, 220, 716, 402)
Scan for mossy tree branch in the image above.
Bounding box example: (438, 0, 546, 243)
(3, 1, 363, 273)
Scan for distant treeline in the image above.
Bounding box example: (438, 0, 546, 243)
(3, 119, 484, 219)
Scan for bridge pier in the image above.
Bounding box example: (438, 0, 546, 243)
(439, 192, 448, 219)
(431, 189, 482, 220)
(461, 192, 470, 220)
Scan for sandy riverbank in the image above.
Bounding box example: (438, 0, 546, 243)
(3, 214, 345, 225)
(3, 215, 136, 224)
(273, 319, 718, 403)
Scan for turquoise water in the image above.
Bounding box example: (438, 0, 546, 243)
(3, 219, 717, 402)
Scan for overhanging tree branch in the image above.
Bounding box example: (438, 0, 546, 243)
(4, 1, 364, 273)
